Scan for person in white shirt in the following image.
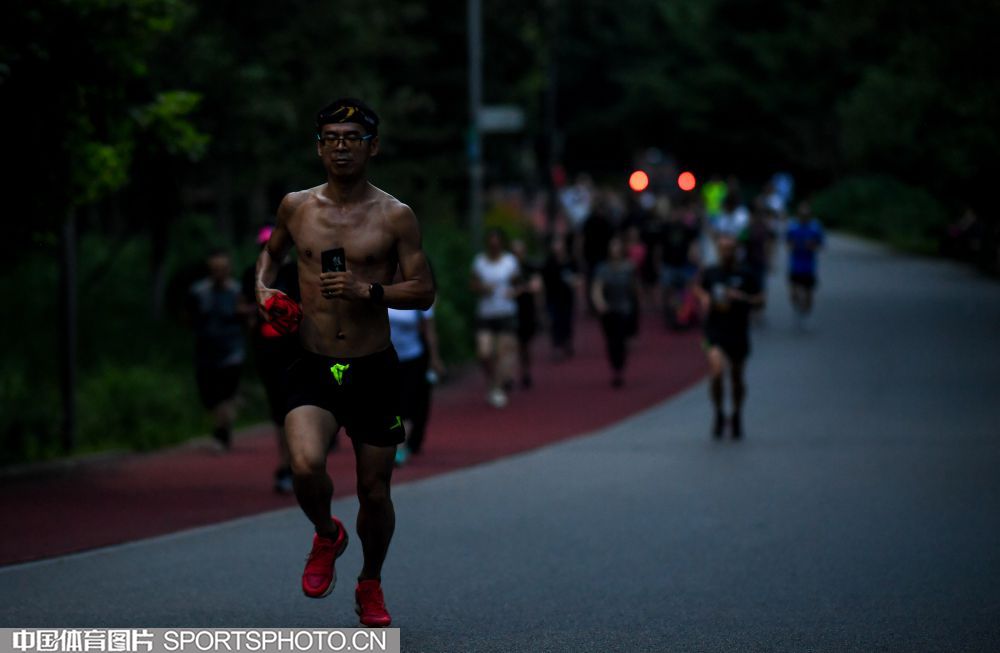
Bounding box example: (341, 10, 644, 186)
(470, 229, 521, 408)
(387, 304, 445, 466)
(713, 193, 750, 240)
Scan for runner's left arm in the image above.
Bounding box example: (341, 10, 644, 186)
(693, 271, 711, 314)
(729, 276, 765, 308)
(381, 203, 436, 310)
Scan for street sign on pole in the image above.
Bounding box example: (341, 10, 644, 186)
(479, 105, 525, 133)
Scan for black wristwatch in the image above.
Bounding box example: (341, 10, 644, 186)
(368, 282, 384, 304)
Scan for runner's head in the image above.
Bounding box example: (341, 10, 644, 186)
(315, 98, 380, 178)
(511, 238, 527, 261)
(716, 234, 738, 264)
(206, 248, 231, 284)
(548, 233, 567, 258)
(317, 98, 379, 136)
(485, 228, 506, 258)
(655, 196, 673, 222)
(607, 233, 625, 261)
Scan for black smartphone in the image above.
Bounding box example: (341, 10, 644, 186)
(321, 247, 346, 273)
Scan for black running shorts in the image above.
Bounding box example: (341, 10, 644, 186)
(475, 316, 518, 334)
(286, 346, 405, 447)
(789, 272, 817, 290)
(703, 328, 750, 363)
(195, 364, 241, 409)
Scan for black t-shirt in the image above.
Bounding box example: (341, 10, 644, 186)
(188, 278, 245, 369)
(541, 256, 577, 307)
(582, 213, 614, 267)
(516, 260, 539, 323)
(661, 221, 698, 267)
(745, 221, 775, 269)
(700, 264, 760, 336)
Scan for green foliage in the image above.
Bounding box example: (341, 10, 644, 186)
(2, 0, 200, 232)
(422, 220, 476, 363)
(0, 219, 271, 464)
(812, 176, 949, 255)
(484, 202, 535, 246)
(169, 214, 228, 259)
(0, 247, 61, 464)
(430, 299, 472, 366)
(73, 138, 134, 207)
(836, 10, 1000, 207)
(0, 363, 60, 465)
(76, 363, 205, 452)
(133, 91, 209, 160)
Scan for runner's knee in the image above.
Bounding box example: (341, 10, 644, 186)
(289, 448, 325, 476)
(357, 474, 391, 507)
(706, 350, 725, 377)
(476, 333, 494, 360)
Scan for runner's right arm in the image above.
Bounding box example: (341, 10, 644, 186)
(590, 278, 608, 315)
(692, 272, 711, 315)
(255, 193, 298, 317)
(469, 261, 491, 296)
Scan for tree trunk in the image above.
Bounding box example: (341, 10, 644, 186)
(150, 217, 170, 320)
(58, 210, 78, 452)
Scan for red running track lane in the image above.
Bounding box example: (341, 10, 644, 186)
(0, 314, 706, 566)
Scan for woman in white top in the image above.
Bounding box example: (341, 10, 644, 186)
(469, 228, 521, 408)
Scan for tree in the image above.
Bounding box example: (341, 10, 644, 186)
(0, 0, 204, 449)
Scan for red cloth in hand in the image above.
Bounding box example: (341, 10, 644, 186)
(261, 293, 302, 338)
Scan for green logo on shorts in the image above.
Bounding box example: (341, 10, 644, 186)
(390, 415, 403, 430)
(330, 363, 350, 385)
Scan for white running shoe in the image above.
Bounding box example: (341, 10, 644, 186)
(487, 388, 509, 408)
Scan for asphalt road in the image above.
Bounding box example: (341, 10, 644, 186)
(3, 235, 999, 652)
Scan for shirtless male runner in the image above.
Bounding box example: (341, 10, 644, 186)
(255, 98, 435, 627)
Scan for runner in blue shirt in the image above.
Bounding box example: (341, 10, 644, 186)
(786, 201, 824, 328)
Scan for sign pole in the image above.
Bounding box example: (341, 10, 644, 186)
(468, 0, 483, 247)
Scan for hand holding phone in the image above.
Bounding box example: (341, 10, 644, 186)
(322, 247, 346, 273)
(320, 248, 348, 301)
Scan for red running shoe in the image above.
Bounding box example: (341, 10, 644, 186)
(301, 517, 348, 598)
(355, 579, 392, 627)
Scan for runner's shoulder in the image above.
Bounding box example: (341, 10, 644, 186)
(368, 185, 417, 227)
(278, 186, 323, 217)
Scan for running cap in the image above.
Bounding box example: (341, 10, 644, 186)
(257, 224, 274, 245)
(316, 98, 379, 136)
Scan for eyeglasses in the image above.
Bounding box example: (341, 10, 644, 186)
(317, 133, 374, 147)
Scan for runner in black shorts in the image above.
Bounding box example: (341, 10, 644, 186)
(788, 271, 816, 289)
(242, 225, 301, 493)
(786, 202, 825, 329)
(470, 229, 521, 408)
(188, 249, 248, 450)
(511, 239, 541, 389)
(285, 347, 405, 447)
(255, 99, 435, 627)
(694, 235, 764, 439)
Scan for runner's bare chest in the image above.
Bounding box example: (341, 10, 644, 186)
(290, 199, 397, 279)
